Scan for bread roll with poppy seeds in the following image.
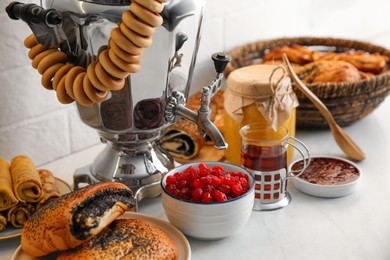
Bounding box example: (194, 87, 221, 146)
(21, 182, 136, 257)
(57, 218, 179, 260)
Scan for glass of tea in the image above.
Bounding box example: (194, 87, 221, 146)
(240, 122, 310, 211)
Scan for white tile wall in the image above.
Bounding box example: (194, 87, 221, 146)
(1, 0, 390, 165)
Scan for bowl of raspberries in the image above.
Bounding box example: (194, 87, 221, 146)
(161, 161, 255, 240)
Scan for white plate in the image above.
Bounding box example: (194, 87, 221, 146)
(0, 177, 72, 240)
(12, 212, 191, 260)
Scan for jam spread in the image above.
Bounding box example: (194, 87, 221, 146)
(292, 157, 359, 185)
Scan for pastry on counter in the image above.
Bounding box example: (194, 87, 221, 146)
(160, 89, 225, 160)
(0, 158, 19, 211)
(21, 182, 136, 257)
(57, 219, 179, 260)
(36, 169, 60, 210)
(0, 211, 6, 232)
(7, 203, 35, 229)
(10, 155, 43, 203)
(160, 119, 206, 160)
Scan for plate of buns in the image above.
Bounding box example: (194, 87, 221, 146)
(12, 182, 188, 260)
(0, 155, 72, 240)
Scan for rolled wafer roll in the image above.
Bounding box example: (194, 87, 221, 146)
(0, 158, 18, 211)
(7, 203, 36, 229)
(36, 169, 61, 210)
(10, 155, 43, 203)
(0, 211, 7, 232)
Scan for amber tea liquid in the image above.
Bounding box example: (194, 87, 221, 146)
(241, 144, 287, 172)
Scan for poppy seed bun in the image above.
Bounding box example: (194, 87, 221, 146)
(21, 182, 135, 257)
(57, 218, 179, 260)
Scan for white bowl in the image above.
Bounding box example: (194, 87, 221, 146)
(161, 161, 255, 240)
(290, 156, 362, 198)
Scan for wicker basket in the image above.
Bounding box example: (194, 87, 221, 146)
(225, 37, 390, 129)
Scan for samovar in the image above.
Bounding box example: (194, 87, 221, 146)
(6, 0, 229, 209)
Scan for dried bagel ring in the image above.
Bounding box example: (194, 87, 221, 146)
(134, 0, 164, 13)
(37, 51, 67, 75)
(95, 61, 126, 91)
(24, 34, 38, 49)
(109, 39, 140, 64)
(28, 44, 46, 60)
(108, 49, 141, 73)
(73, 72, 94, 106)
(130, 2, 163, 27)
(83, 75, 108, 103)
(122, 10, 155, 37)
(52, 63, 74, 91)
(31, 49, 56, 69)
(65, 66, 86, 99)
(56, 77, 74, 104)
(111, 28, 143, 55)
(119, 22, 152, 48)
(41, 63, 65, 90)
(99, 50, 130, 79)
(87, 61, 111, 92)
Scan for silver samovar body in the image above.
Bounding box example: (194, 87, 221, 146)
(7, 0, 229, 207)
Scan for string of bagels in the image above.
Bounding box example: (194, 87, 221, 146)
(23, 0, 167, 106)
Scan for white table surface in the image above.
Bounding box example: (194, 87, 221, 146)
(1, 99, 389, 260)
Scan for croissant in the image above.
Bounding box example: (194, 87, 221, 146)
(21, 182, 136, 257)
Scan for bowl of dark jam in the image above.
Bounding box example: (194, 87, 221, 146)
(289, 156, 362, 198)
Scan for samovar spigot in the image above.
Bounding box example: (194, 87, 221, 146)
(167, 52, 231, 150)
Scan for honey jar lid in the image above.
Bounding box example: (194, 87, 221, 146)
(225, 64, 299, 130)
(226, 64, 288, 96)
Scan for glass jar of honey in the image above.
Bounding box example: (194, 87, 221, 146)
(224, 64, 299, 165)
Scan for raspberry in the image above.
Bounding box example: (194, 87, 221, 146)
(239, 177, 248, 187)
(166, 175, 177, 185)
(217, 183, 231, 194)
(211, 189, 227, 202)
(201, 192, 213, 203)
(176, 180, 188, 189)
(211, 165, 224, 177)
(192, 188, 203, 201)
(193, 179, 203, 189)
(211, 175, 222, 187)
(199, 163, 212, 177)
(232, 183, 243, 195)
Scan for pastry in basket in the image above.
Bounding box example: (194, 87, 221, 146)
(0, 211, 6, 232)
(294, 60, 368, 83)
(0, 158, 19, 211)
(7, 203, 35, 228)
(318, 51, 388, 74)
(10, 155, 43, 203)
(21, 182, 136, 257)
(262, 44, 319, 65)
(160, 89, 225, 160)
(36, 169, 61, 210)
(57, 219, 179, 260)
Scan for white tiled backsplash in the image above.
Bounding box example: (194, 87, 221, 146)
(1, 0, 390, 166)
